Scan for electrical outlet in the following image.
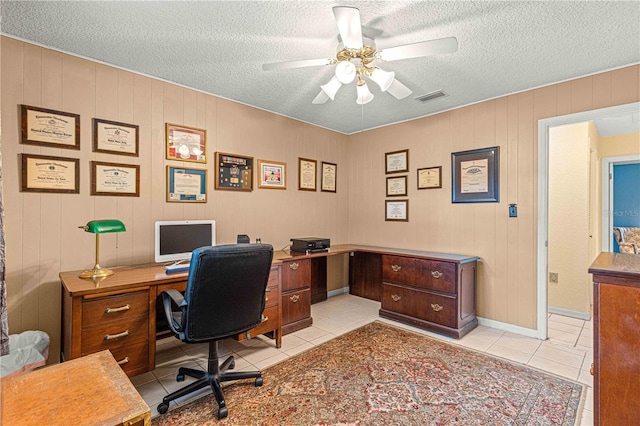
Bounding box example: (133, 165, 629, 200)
(549, 272, 558, 283)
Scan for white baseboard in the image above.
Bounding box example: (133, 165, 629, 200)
(327, 286, 350, 298)
(548, 306, 591, 321)
(477, 316, 540, 339)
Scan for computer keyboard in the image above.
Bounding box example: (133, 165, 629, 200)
(165, 262, 190, 274)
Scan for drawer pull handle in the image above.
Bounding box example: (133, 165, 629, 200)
(289, 262, 299, 271)
(104, 330, 130, 340)
(105, 304, 130, 314)
(391, 265, 401, 272)
(431, 303, 443, 312)
(265, 288, 271, 292)
(290, 295, 300, 303)
(431, 271, 443, 279)
(590, 363, 594, 376)
(265, 296, 268, 302)
(391, 294, 401, 302)
(117, 357, 130, 365)
(261, 316, 269, 323)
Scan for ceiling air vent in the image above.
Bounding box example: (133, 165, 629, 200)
(415, 90, 448, 103)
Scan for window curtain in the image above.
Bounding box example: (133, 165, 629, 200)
(0, 145, 8, 356)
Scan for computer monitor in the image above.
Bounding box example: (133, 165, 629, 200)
(154, 220, 216, 263)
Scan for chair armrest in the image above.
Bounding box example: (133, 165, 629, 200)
(161, 289, 187, 333)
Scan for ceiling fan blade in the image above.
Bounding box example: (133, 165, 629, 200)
(386, 79, 413, 100)
(378, 37, 458, 62)
(333, 6, 363, 49)
(312, 90, 330, 104)
(262, 58, 333, 72)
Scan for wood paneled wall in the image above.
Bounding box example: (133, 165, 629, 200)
(1, 36, 638, 363)
(1, 37, 348, 362)
(348, 65, 640, 329)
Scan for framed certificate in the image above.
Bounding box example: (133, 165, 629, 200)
(298, 158, 317, 191)
(93, 118, 139, 156)
(21, 105, 80, 150)
(166, 123, 207, 163)
(166, 166, 207, 202)
(386, 175, 407, 197)
(20, 153, 79, 193)
(258, 159, 286, 190)
(417, 166, 442, 189)
(385, 149, 409, 174)
(215, 152, 254, 191)
(385, 200, 409, 222)
(90, 161, 140, 197)
(452, 146, 500, 203)
(321, 161, 337, 193)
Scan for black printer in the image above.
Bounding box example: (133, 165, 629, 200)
(290, 237, 330, 253)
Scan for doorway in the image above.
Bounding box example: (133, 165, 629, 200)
(537, 102, 640, 340)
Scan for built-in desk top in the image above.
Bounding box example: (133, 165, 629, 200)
(60, 244, 479, 297)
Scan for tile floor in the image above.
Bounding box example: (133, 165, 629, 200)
(132, 294, 594, 424)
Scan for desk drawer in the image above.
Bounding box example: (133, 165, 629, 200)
(281, 259, 311, 292)
(82, 290, 150, 325)
(243, 304, 279, 340)
(81, 315, 149, 354)
(383, 256, 456, 294)
(381, 283, 457, 328)
(281, 288, 311, 325)
(87, 341, 149, 377)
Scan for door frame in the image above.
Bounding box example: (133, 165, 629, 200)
(537, 102, 640, 340)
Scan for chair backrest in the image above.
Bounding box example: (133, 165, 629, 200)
(181, 243, 274, 342)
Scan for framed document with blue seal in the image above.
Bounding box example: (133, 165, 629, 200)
(451, 146, 499, 203)
(215, 152, 254, 191)
(166, 166, 207, 202)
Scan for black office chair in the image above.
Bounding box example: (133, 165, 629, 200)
(156, 243, 274, 419)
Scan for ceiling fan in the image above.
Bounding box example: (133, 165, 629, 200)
(262, 6, 458, 105)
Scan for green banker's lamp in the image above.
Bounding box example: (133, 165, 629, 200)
(78, 219, 126, 279)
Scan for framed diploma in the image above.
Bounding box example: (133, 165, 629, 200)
(321, 161, 337, 193)
(21, 105, 80, 150)
(93, 118, 139, 156)
(385, 149, 409, 174)
(298, 157, 317, 191)
(451, 146, 500, 203)
(385, 200, 409, 222)
(90, 161, 140, 197)
(417, 166, 442, 190)
(166, 166, 207, 202)
(20, 153, 79, 193)
(386, 175, 407, 197)
(166, 123, 207, 163)
(214, 152, 253, 191)
(258, 159, 286, 190)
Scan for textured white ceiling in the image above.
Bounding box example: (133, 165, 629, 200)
(1, 1, 639, 134)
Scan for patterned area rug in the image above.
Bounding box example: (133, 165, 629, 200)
(153, 321, 585, 425)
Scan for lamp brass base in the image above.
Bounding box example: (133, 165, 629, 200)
(79, 265, 114, 279)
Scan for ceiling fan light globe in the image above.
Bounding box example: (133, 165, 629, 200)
(369, 68, 395, 92)
(356, 82, 374, 105)
(321, 76, 342, 100)
(335, 61, 356, 84)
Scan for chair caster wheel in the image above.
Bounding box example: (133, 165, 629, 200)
(176, 373, 185, 382)
(229, 360, 235, 370)
(255, 377, 263, 386)
(157, 403, 169, 414)
(217, 407, 228, 419)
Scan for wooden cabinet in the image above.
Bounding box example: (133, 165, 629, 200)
(281, 259, 313, 334)
(378, 253, 478, 338)
(589, 252, 640, 426)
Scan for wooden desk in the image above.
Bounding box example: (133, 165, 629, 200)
(60, 263, 282, 377)
(60, 244, 478, 376)
(1, 350, 150, 426)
